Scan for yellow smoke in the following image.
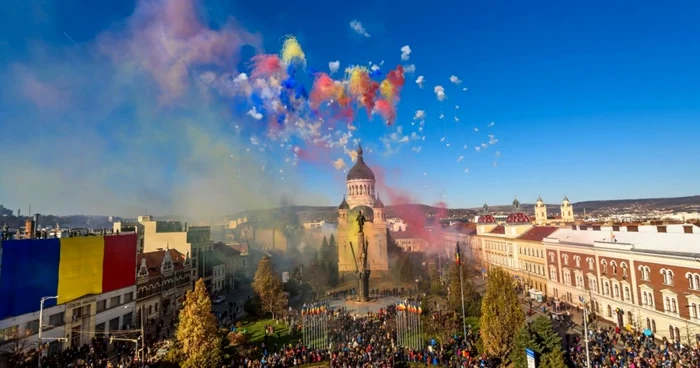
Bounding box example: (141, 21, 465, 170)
(281, 36, 306, 64)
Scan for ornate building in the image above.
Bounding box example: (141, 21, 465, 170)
(337, 145, 389, 278)
(135, 247, 192, 321)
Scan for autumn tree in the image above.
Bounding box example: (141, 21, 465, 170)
(480, 266, 525, 365)
(252, 256, 288, 318)
(173, 278, 222, 368)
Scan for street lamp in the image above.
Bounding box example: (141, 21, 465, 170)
(38, 296, 63, 368)
(124, 305, 145, 367)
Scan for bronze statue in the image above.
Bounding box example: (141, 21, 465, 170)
(356, 210, 367, 233)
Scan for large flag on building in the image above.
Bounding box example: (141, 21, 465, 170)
(0, 234, 138, 319)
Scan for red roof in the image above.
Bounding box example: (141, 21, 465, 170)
(478, 214, 496, 224)
(506, 212, 531, 224)
(229, 241, 250, 256)
(518, 226, 559, 242)
(137, 249, 187, 278)
(489, 225, 505, 234)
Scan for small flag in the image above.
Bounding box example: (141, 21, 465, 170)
(455, 241, 461, 265)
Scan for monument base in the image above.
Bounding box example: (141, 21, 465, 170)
(358, 270, 371, 302)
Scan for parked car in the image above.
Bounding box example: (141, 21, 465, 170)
(213, 295, 226, 304)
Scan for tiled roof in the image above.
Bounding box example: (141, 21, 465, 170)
(507, 212, 531, 224)
(229, 241, 250, 255)
(518, 226, 559, 242)
(214, 242, 242, 257)
(489, 225, 505, 234)
(138, 249, 187, 277)
(478, 214, 496, 224)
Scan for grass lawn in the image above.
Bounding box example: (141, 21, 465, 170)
(238, 318, 299, 347)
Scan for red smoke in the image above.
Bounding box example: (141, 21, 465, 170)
(373, 165, 447, 253)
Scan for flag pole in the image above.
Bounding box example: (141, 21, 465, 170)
(457, 242, 467, 339)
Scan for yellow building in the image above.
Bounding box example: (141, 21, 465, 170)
(337, 145, 389, 278)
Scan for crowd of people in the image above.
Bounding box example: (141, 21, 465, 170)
(568, 325, 700, 367)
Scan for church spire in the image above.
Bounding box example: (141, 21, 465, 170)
(357, 143, 364, 162)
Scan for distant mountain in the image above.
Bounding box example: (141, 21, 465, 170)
(475, 195, 700, 215)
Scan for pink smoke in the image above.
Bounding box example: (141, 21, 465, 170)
(373, 165, 447, 252)
(98, 0, 262, 102)
(15, 67, 71, 109)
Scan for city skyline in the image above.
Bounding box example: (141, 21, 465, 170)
(1, 0, 699, 216)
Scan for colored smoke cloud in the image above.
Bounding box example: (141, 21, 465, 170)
(0, 0, 325, 217)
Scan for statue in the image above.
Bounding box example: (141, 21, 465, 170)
(356, 210, 367, 233)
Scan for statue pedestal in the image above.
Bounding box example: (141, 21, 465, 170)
(357, 231, 371, 302)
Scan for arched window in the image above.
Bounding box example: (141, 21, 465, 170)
(600, 260, 607, 274)
(695, 275, 700, 289)
(574, 255, 581, 268)
(562, 254, 569, 266)
(665, 297, 671, 311)
(643, 293, 648, 305)
(652, 320, 656, 332)
(675, 327, 681, 342)
(611, 261, 618, 275)
(621, 263, 628, 277)
(613, 284, 620, 298)
(671, 299, 677, 313)
(669, 325, 675, 340)
(624, 286, 630, 301)
(646, 318, 651, 330)
(627, 312, 632, 325)
(606, 305, 612, 317)
(603, 281, 609, 295)
(691, 304, 697, 319)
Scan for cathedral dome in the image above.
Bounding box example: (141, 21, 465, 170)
(347, 144, 375, 181)
(506, 213, 531, 224)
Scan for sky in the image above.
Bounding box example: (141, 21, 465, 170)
(1, 0, 699, 216)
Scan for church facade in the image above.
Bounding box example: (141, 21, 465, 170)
(337, 145, 389, 278)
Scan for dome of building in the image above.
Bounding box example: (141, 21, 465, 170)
(350, 205, 374, 222)
(347, 144, 375, 181)
(477, 214, 496, 224)
(374, 196, 385, 209)
(506, 213, 531, 224)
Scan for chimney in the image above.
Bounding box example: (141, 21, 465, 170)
(627, 225, 639, 232)
(684, 225, 694, 234)
(657, 225, 667, 233)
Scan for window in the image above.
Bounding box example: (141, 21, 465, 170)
(574, 256, 581, 268)
(588, 277, 598, 292)
(562, 254, 569, 266)
(611, 261, 618, 275)
(0, 326, 19, 342)
(621, 263, 628, 277)
(691, 304, 697, 319)
(643, 293, 649, 305)
(110, 296, 121, 308)
(48, 312, 64, 327)
(109, 317, 120, 332)
(549, 266, 558, 281)
(652, 320, 656, 333)
(95, 322, 105, 333)
(686, 273, 700, 290)
(624, 286, 630, 301)
(124, 292, 133, 303)
(665, 297, 671, 312)
(25, 320, 39, 335)
(549, 252, 555, 263)
(603, 281, 610, 295)
(661, 269, 674, 285)
(563, 269, 572, 286)
(639, 265, 650, 281)
(671, 299, 677, 313)
(601, 260, 607, 274)
(97, 300, 107, 313)
(586, 257, 594, 270)
(575, 273, 584, 288)
(614, 284, 620, 298)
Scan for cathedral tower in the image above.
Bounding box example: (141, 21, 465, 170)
(534, 195, 548, 225)
(337, 145, 389, 278)
(560, 196, 575, 223)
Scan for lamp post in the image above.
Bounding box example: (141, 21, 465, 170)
(37, 296, 60, 368)
(125, 305, 145, 367)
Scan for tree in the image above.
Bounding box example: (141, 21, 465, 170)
(399, 255, 416, 286)
(174, 278, 222, 368)
(252, 256, 288, 318)
(320, 236, 331, 260)
(304, 252, 330, 298)
(328, 234, 338, 259)
(509, 316, 563, 368)
(0, 330, 35, 367)
(480, 267, 525, 365)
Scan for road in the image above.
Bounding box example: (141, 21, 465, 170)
(211, 285, 255, 316)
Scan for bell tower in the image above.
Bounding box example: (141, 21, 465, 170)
(560, 196, 574, 223)
(535, 195, 547, 225)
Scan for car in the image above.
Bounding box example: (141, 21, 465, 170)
(213, 295, 226, 304)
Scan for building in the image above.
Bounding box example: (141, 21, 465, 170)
(544, 223, 700, 343)
(0, 234, 138, 358)
(118, 216, 214, 289)
(212, 255, 227, 293)
(135, 248, 192, 321)
(514, 226, 559, 300)
(534, 196, 576, 225)
(392, 228, 427, 252)
(337, 144, 389, 278)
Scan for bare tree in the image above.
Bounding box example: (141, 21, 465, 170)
(0, 330, 36, 368)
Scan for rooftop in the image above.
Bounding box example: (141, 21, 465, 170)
(489, 225, 505, 234)
(137, 249, 187, 278)
(518, 226, 559, 242)
(544, 224, 700, 255)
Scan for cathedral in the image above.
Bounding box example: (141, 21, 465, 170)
(337, 144, 389, 278)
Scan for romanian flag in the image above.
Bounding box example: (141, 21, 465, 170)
(0, 234, 138, 319)
(418, 306, 422, 315)
(455, 242, 461, 265)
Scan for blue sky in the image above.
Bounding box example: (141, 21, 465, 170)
(1, 0, 699, 215)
